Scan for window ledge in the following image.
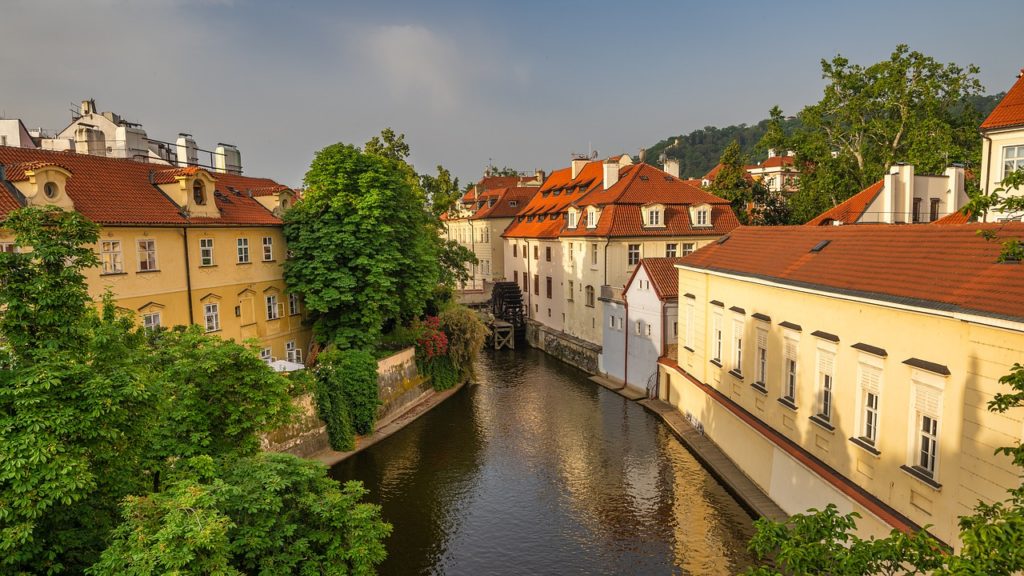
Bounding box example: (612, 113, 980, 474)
(777, 397, 798, 411)
(710, 359, 722, 368)
(100, 271, 128, 276)
(683, 346, 695, 353)
(205, 329, 222, 334)
(849, 437, 881, 457)
(750, 382, 767, 395)
(900, 465, 942, 490)
(728, 369, 744, 381)
(262, 259, 277, 263)
(199, 264, 218, 268)
(809, 414, 835, 432)
(237, 261, 252, 266)
(136, 269, 161, 274)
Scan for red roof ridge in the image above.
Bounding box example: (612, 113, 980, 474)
(805, 180, 884, 226)
(981, 71, 1024, 130)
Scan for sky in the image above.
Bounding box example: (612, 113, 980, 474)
(2, 0, 1021, 187)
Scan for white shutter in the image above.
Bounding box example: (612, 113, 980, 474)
(784, 339, 798, 360)
(818, 350, 834, 376)
(756, 329, 767, 351)
(915, 384, 942, 417)
(859, 364, 881, 395)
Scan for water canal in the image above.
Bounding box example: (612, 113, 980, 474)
(329, 348, 756, 575)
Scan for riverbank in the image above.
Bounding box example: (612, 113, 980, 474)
(312, 380, 467, 467)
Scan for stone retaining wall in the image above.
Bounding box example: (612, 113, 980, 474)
(525, 320, 601, 374)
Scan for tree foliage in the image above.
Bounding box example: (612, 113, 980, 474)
(313, 347, 381, 451)
(707, 140, 758, 224)
(438, 305, 489, 383)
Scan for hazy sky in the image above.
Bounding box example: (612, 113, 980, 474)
(2, 0, 1020, 187)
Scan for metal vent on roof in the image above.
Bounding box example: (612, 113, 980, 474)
(716, 235, 730, 245)
(810, 240, 831, 252)
(639, 175, 649, 181)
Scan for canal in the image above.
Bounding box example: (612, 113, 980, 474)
(329, 348, 756, 575)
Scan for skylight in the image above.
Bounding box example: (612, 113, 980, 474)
(810, 240, 831, 253)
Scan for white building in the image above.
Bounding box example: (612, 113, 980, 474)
(980, 70, 1024, 222)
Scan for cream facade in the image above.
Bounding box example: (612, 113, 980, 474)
(981, 124, 1024, 222)
(660, 245, 1024, 548)
(505, 237, 565, 331)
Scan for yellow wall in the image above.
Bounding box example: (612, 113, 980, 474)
(667, 265, 1024, 548)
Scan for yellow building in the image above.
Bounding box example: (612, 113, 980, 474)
(0, 146, 311, 364)
(659, 224, 1024, 549)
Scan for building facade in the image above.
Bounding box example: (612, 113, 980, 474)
(980, 70, 1024, 222)
(659, 224, 1024, 549)
(0, 146, 310, 363)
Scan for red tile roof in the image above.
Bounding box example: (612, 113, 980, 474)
(625, 257, 684, 300)
(503, 161, 605, 239)
(680, 224, 1024, 323)
(758, 155, 796, 169)
(0, 146, 286, 227)
(932, 209, 972, 225)
(805, 180, 884, 226)
(981, 72, 1024, 130)
(470, 186, 539, 220)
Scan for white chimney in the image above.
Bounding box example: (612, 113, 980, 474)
(80, 99, 96, 116)
(944, 164, 966, 212)
(571, 158, 587, 179)
(603, 162, 619, 190)
(663, 158, 680, 178)
(767, 148, 777, 158)
(214, 143, 242, 175)
(176, 134, 198, 167)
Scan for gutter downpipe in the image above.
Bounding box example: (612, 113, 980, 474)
(982, 130, 993, 207)
(525, 239, 532, 317)
(623, 292, 629, 389)
(182, 227, 194, 325)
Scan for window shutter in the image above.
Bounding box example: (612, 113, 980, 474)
(859, 364, 881, 395)
(757, 329, 767, 351)
(818, 351, 834, 376)
(784, 339, 797, 360)
(915, 384, 942, 416)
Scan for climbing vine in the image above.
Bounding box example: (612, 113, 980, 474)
(313, 347, 380, 450)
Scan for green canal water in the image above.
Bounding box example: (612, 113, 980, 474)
(329, 347, 756, 575)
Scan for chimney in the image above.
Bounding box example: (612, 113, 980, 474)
(571, 158, 587, 179)
(214, 143, 242, 175)
(603, 162, 619, 190)
(638, 148, 646, 163)
(534, 169, 546, 185)
(80, 99, 96, 116)
(944, 164, 966, 212)
(663, 158, 680, 178)
(767, 148, 777, 158)
(176, 134, 198, 167)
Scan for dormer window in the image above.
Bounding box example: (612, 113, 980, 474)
(690, 204, 712, 227)
(566, 208, 579, 229)
(644, 204, 666, 228)
(43, 182, 59, 199)
(509, 200, 518, 208)
(193, 180, 207, 205)
(586, 207, 599, 228)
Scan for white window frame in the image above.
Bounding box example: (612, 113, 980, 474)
(635, 320, 642, 335)
(260, 347, 272, 362)
(816, 347, 836, 422)
(286, 340, 303, 363)
(288, 293, 300, 315)
(262, 236, 274, 261)
(101, 240, 124, 274)
(567, 210, 578, 229)
(200, 238, 215, 266)
(237, 238, 250, 264)
(1003, 145, 1024, 180)
(682, 242, 695, 256)
(712, 313, 723, 364)
(137, 239, 158, 272)
(755, 327, 768, 386)
(627, 244, 640, 266)
(586, 207, 598, 228)
(908, 373, 945, 479)
(591, 243, 598, 266)
(732, 318, 744, 374)
(782, 335, 799, 403)
(204, 302, 220, 332)
(266, 294, 280, 320)
(666, 243, 677, 258)
(142, 311, 161, 331)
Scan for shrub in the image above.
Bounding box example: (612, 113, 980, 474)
(438, 305, 490, 383)
(422, 354, 458, 391)
(313, 347, 381, 450)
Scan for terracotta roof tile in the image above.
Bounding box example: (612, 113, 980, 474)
(625, 256, 685, 300)
(758, 155, 796, 169)
(981, 72, 1024, 130)
(932, 209, 972, 225)
(0, 146, 286, 227)
(470, 186, 539, 220)
(805, 180, 884, 226)
(503, 162, 605, 238)
(680, 224, 1024, 323)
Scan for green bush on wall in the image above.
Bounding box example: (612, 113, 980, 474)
(313, 347, 381, 451)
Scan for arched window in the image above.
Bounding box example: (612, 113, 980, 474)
(193, 180, 206, 205)
(585, 285, 595, 307)
(43, 182, 59, 199)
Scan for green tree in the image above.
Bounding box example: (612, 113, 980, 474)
(90, 454, 391, 576)
(485, 163, 521, 177)
(421, 164, 462, 218)
(364, 127, 411, 162)
(707, 140, 755, 224)
(313, 347, 381, 451)
(284, 142, 440, 348)
(756, 105, 789, 156)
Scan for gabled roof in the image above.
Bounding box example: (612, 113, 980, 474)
(981, 71, 1024, 131)
(805, 180, 884, 226)
(470, 186, 539, 220)
(625, 256, 684, 301)
(0, 146, 286, 226)
(679, 224, 1024, 324)
(757, 155, 796, 169)
(576, 163, 727, 207)
(503, 161, 604, 239)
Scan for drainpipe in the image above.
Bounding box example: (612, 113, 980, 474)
(623, 292, 629, 388)
(525, 239, 532, 317)
(981, 130, 993, 214)
(182, 227, 194, 325)
(602, 237, 611, 285)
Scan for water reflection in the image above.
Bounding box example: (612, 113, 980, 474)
(330, 348, 754, 575)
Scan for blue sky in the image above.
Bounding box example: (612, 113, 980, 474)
(2, 0, 1020, 186)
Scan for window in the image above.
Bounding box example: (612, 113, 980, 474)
(693, 206, 711, 227)
(635, 320, 642, 335)
(627, 244, 640, 266)
(568, 280, 574, 301)
(858, 363, 882, 445)
(482, 260, 490, 276)
(1003, 145, 1024, 179)
(260, 347, 272, 362)
(513, 244, 518, 258)
(609, 315, 615, 329)
(262, 237, 274, 261)
(673, 321, 678, 336)
(545, 246, 551, 262)
(545, 276, 552, 299)
(685, 303, 694, 349)
(200, 238, 215, 266)
(101, 240, 123, 274)
(929, 198, 940, 222)
(142, 311, 161, 331)
(682, 242, 695, 256)
(567, 210, 578, 229)
(44, 182, 59, 199)
(646, 324, 652, 336)
(756, 328, 768, 386)
(783, 338, 798, 402)
(522, 244, 527, 259)
(712, 314, 723, 363)
(912, 383, 942, 477)
(204, 303, 220, 332)
(912, 197, 922, 223)
(585, 285, 595, 307)
(137, 239, 157, 271)
(586, 208, 598, 228)
(817, 350, 835, 421)
(666, 243, 678, 258)
(286, 340, 303, 364)
(732, 319, 744, 374)
(266, 294, 280, 320)
(591, 243, 598, 266)
(533, 246, 539, 260)
(289, 293, 300, 315)
(533, 274, 539, 296)
(648, 208, 662, 226)
(514, 270, 519, 283)
(192, 180, 206, 205)
(237, 238, 250, 263)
